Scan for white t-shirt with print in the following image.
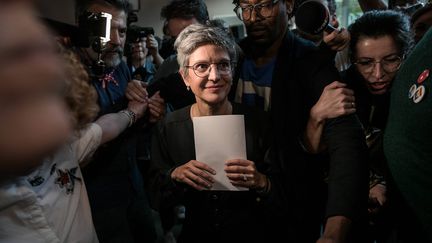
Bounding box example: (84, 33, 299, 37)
(0, 123, 102, 243)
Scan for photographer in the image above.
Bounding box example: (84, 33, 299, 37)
(125, 25, 163, 83)
(74, 0, 165, 242)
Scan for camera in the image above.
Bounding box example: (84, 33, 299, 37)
(78, 11, 112, 76)
(127, 25, 155, 43)
(78, 11, 112, 51)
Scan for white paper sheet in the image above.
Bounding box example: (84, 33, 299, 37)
(193, 115, 247, 191)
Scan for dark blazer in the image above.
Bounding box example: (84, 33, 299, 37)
(234, 30, 369, 242)
(147, 103, 272, 243)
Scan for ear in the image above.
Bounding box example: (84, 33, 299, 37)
(179, 69, 190, 87)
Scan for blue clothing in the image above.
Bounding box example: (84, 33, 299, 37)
(233, 30, 369, 243)
(129, 58, 156, 84)
(81, 59, 159, 243)
(235, 58, 275, 111)
(91, 61, 130, 115)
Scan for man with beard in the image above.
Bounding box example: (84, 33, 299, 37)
(231, 0, 368, 242)
(74, 0, 164, 242)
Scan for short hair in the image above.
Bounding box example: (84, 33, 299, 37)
(348, 10, 413, 60)
(174, 23, 237, 76)
(160, 0, 209, 24)
(75, 0, 131, 22)
(233, 0, 286, 5)
(293, 0, 336, 16)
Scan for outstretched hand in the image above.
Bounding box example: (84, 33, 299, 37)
(126, 79, 148, 103)
(148, 91, 166, 123)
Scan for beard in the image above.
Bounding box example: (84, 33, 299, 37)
(102, 46, 124, 68)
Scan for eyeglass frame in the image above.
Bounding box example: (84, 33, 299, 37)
(353, 54, 403, 75)
(184, 61, 234, 78)
(233, 0, 280, 21)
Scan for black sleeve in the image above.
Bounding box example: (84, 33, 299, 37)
(146, 121, 186, 211)
(323, 114, 369, 221)
(302, 51, 369, 222)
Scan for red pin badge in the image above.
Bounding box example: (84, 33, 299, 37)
(417, 69, 430, 84)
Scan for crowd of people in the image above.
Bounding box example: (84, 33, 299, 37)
(0, 0, 431, 243)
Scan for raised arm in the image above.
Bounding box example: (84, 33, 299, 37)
(303, 81, 356, 153)
(95, 100, 148, 144)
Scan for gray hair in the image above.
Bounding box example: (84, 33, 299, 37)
(174, 23, 237, 76)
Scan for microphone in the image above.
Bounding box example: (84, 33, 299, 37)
(294, 0, 336, 35)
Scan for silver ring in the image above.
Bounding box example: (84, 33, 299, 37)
(351, 102, 355, 108)
(242, 174, 247, 181)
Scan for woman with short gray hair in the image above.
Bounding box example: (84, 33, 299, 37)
(147, 23, 273, 243)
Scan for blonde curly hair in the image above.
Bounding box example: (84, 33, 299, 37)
(61, 47, 99, 131)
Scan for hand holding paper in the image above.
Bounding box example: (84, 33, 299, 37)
(170, 159, 216, 191)
(193, 115, 248, 191)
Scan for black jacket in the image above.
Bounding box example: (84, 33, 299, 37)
(234, 30, 369, 242)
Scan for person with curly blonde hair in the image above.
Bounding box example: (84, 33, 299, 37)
(0, 38, 148, 243)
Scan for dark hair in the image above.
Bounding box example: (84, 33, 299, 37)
(292, 0, 336, 17)
(75, 0, 131, 22)
(232, 0, 286, 5)
(160, 0, 209, 24)
(348, 10, 413, 60)
(411, 3, 432, 25)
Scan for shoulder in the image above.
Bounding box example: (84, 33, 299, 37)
(160, 106, 191, 126)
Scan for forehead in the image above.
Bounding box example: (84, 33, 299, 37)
(0, 7, 50, 51)
(239, 0, 267, 4)
(355, 35, 398, 57)
(188, 45, 230, 62)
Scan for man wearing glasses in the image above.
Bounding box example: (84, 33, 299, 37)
(231, 0, 369, 242)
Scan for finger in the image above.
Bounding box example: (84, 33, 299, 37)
(224, 164, 254, 175)
(148, 103, 162, 115)
(225, 158, 251, 166)
(326, 81, 347, 90)
(184, 169, 214, 189)
(126, 90, 145, 102)
(339, 87, 354, 96)
(192, 160, 216, 175)
(182, 176, 209, 191)
(227, 172, 253, 181)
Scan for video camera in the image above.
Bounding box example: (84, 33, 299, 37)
(127, 25, 155, 43)
(78, 11, 112, 76)
(78, 11, 111, 51)
(42, 11, 112, 77)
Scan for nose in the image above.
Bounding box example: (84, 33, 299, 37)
(372, 62, 384, 79)
(110, 30, 121, 46)
(249, 7, 259, 22)
(207, 64, 220, 82)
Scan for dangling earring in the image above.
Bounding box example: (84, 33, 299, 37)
(186, 85, 190, 91)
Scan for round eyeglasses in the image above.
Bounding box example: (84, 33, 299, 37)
(185, 62, 232, 78)
(354, 55, 403, 75)
(234, 0, 280, 21)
